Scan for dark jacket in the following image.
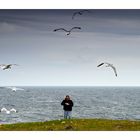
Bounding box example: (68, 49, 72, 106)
(61, 99, 73, 111)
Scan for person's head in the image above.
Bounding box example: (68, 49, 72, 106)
(65, 95, 70, 100)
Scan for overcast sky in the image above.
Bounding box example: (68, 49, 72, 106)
(0, 10, 140, 86)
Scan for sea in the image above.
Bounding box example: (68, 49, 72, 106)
(0, 86, 140, 124)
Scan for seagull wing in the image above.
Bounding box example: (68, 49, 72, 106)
(1, 107, 8, 112)
(104, 62, 111, 65)
(10, 108, 17, 112)
(5, 87, 17, 91)
(97, 63, 104, 67)
(6, 87, 24, 91)
(110, 65, 117, 77)
(16, 88, 24, 91)
(72, 12, 79, 19)
(0, 64, 6, 69)
(53, 28, 68, 32)
(0, 64, 18, 67)
(5, 64, 12, 68)
(70, 27, 81, 32)
(80, 10, 90, 14)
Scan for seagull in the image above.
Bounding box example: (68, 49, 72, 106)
(6, 87, 24, 92)
(10, 108, 17, 113)
(0, 107, 17, 114)
(0, 64, 18, 70)
(53, 27, 81, 35)
(97, 62, 117, 77)
(72, 10, 90, 19)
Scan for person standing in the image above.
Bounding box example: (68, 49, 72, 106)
(61, 95, 73, 119)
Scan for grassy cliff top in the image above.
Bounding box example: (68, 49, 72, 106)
(0, 119, 140, 131)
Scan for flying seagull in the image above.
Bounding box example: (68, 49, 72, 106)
(6, 87, 25, 92)
(0, 107, 17, 114)
(0, 64, 18, 70)
(72, 10, 90, 19)
(97, 62, 117, 77)
(53, 27, 81, 35)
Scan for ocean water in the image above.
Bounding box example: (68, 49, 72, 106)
(0, 86, 140, 124)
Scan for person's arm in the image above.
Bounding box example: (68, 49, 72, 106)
(61, 100, 65, 105)
(70, 100, 73, 107)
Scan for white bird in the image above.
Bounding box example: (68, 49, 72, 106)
(97, 62, 117, 77)
(10, 108, 17, 113)
(72, 10, 90, 19)
(0, 107, 17, 114)
(53, 27, 81, 35)
(0, 64, 18, 70)
(6, 87, 24, 92)
(1, 107, 10, 114)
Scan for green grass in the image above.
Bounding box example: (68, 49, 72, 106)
(0, 119, 140, 131)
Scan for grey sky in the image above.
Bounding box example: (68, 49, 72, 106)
(0, 10, 140, 86)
